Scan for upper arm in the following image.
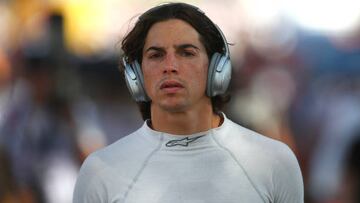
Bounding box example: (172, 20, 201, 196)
(73, 155, 108, 203)
(272, 145, 304, 203)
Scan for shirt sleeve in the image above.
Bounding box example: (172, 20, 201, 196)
(73, 155, 108, 203)
(272, 145, 304, 203)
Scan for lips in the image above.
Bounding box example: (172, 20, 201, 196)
(160, 80, 184, 89)
(160, 80, 184, 93)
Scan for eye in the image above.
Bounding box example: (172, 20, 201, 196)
(148, 52, 164, 59)
(180, 50, 196, 57)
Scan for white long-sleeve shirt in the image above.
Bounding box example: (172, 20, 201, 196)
(73, 114, 303, 203)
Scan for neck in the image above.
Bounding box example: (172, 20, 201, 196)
(150, 103, 221, 135)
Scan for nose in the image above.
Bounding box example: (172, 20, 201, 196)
(163, 53, 178, 74)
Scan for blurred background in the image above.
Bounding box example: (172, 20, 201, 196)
(0, 0, 359, 202)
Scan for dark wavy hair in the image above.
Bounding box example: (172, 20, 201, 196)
(120, 2, 230, 120)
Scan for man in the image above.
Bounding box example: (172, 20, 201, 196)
(73, 3, 304, 203)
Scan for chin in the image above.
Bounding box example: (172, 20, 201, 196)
(158, 100, 189, 113)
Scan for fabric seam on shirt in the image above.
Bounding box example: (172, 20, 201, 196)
(122, 133, 163, 203)
(210, 131, 267, 203)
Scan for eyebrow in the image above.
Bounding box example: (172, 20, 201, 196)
(144, 43, 200, 53)
(176, 44, 200, 50)
(144, 46, 164, 53)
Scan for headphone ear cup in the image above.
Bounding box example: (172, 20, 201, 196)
(207, 52, 231, 97)
(124, 60, 150, 102)
(207, 52, 221, 97)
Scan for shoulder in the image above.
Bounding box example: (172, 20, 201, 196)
(218, 118, 294, 160)
(221, 118, 301, 174)
(73, 128, 143, 184)
(215, 117, 304, 202)
(81, 124, 156, 173)
(73, 124, 160, 202)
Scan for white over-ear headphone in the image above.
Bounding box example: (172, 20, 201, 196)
(122, 3, 231, 102)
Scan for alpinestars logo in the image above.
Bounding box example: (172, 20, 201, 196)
(165, 135, 205, 147)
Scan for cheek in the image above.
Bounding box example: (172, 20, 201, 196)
(142, 69, 162, 98)
(143, 72, 155, 92)
(202, 69, 209, 90)
(200, 61, 209, 82)
(189, 65, 208, 91)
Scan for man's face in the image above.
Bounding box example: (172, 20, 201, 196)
(142, 19, 209, 113)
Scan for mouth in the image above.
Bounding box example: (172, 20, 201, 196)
(160, 80, 184, 93)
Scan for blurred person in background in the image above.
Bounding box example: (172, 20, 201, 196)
(0, 53, 80, 203)
(340, 134, 360, 203)
(0, 10, 119, 202)
(304, 76, 360, 203)
(0, 50, 11, 122)
(73, 3, 303, 202)
(0, 148, 18, 203)
(0, 49, 19, 203)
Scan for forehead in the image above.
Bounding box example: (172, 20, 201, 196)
(144, 19, 203, 49)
